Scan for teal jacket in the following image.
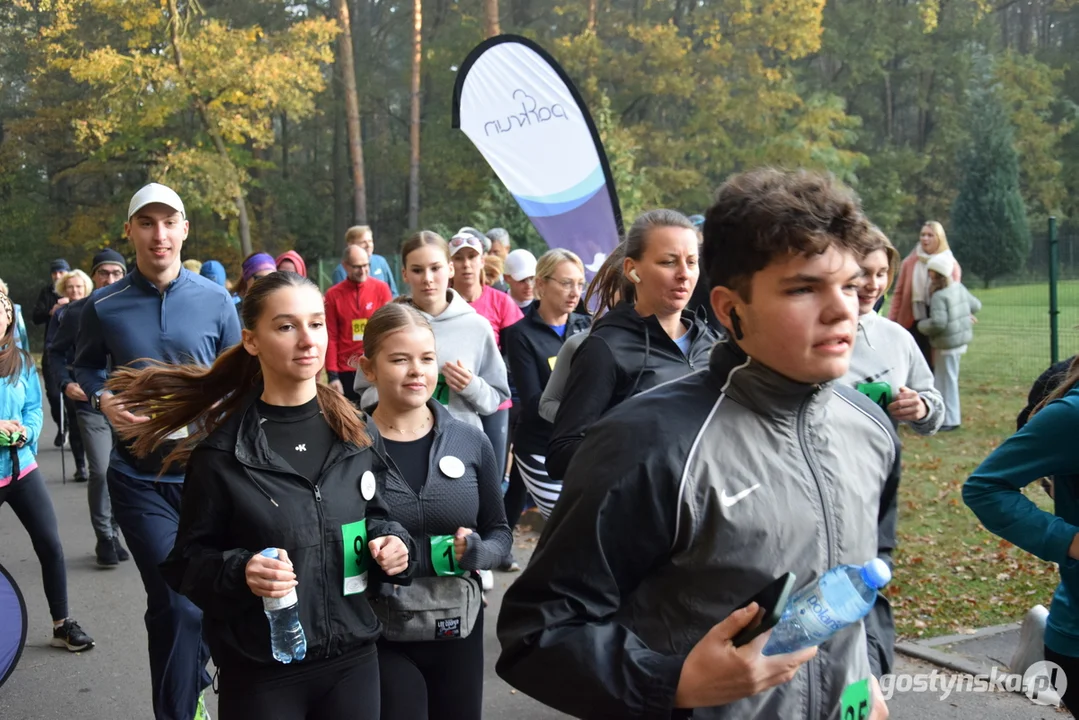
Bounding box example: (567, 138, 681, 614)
(964, 384, 1079, 656)
(0, 359, 43, 485)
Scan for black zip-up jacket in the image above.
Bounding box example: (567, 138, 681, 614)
(47, 297, 93, 413)
(503, 304, 590, 457)
(160, 391, 415, 672)
(370, 400, 512, 577)
(32, 283, 60, 326)
(545, 301, 719, 478)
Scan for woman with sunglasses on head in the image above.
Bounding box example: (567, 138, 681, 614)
(545, 210, 719, 479)
(108, 272, 413, 719)
(447, 228, 522, 500)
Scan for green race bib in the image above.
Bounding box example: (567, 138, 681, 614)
(433, 374, 451, 406)
(430, 535, 466, 577)
(840, 678, 871, 720)
(341, 519, 369, 595)
(856, 381, 892, 411)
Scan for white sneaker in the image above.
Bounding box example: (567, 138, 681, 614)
(1010, 604, 1049, 675)
(478, 568, 494, 592)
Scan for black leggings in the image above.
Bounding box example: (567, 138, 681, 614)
(1042, 646, 1078, 714)
(218, 646, 380, 720)
(378, 609, 485, 720)
(0, 468, 68, 621)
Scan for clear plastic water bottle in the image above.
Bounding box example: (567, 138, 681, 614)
(260, 548, 307, 663)
(762, 558, 891, 656)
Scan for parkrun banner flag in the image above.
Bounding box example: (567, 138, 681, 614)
(452, 35, 623, 275)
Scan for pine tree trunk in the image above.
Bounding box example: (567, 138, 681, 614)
(484, 0, 500, 37)
(587, 0, 596, 31)
(334, 0, 368, 224)
(408, 0, 422, 230)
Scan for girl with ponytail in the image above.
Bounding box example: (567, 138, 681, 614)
(109, 272, 414, 719)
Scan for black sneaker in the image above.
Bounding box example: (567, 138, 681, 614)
(113, 537, 130, 562)
(96, 539, 119, 567)
(74, 467, 88, 483)
(51, 619, 94, 652)
(53, 430, 64, 447)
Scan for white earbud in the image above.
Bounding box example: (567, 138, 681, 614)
(628, 268, 641, 284)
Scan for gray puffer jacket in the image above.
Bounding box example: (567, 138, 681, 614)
(497, 341, 900, 719)
(917, 283, 982, 351)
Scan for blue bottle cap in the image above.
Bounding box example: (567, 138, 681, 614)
(861, 558, 892, 589)
(260, 547, 279, 560)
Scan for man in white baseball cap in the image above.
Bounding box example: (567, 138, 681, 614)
(503, 248, 537, 309)
(74, 181, 238, 720)
(127, 182, 186, 220)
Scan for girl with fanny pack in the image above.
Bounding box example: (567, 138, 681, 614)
(358, 302, 512, 720)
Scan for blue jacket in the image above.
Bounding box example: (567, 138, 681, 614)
(964, 384, 1079, 656)
(333, 254, 397, 295)
(73, 268, 242, 481)
(0, 360, 43, 484)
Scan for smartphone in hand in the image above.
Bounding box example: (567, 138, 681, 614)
(731, 572, 797, 648)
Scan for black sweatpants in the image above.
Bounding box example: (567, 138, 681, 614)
(218, 645, 380, 720)
(378, 609, 485, 720)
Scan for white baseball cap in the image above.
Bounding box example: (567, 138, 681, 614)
(128, 183, 186, 220)
(449, 231, 485, 257)
(504, 249, 537, 281)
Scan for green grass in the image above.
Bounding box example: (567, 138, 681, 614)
(892, 381, 1059, 640)
(941, 280, 1079, 381)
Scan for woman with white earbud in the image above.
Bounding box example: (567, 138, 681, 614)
(545, 210, 720, 479)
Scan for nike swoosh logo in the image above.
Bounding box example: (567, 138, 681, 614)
(720, 483, 761, 508)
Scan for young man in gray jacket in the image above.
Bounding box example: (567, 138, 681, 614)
(496, 168, 896, 719)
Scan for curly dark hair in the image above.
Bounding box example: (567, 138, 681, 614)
(703, 168, 873, 299)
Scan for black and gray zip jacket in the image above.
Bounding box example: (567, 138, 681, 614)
(546, 300, 720, 479)
(160, 391, 415, 672)
(368, 400, 512, 578)
(497, 340, 900, 720)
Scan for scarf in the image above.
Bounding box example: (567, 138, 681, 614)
(911, 247, 954, 319)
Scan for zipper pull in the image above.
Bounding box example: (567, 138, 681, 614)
(314, 485, 322, 502)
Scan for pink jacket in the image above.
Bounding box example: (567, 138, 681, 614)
(889, 250, 962, 329)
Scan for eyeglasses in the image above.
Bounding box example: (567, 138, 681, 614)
(546, 277, 586, 292)
(94, 268, 125, 279)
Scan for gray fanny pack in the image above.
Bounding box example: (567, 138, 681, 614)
(372, 574, 481, 642)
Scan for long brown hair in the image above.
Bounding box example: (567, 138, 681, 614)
(0, 292, 29, 384)
(584, 242, 629, 321)
(107, 271, 369, 469)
